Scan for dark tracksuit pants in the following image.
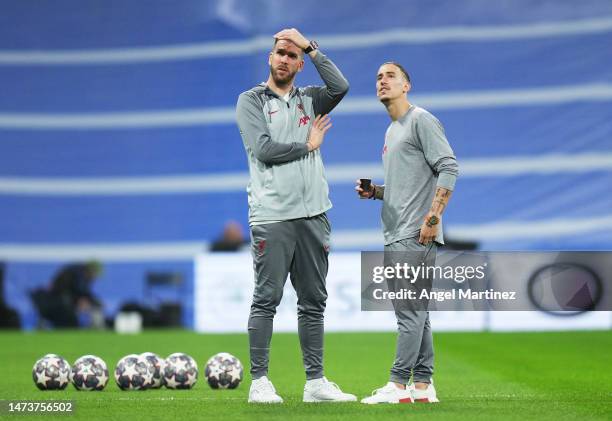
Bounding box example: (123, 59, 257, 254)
(248, 213, 330, 380)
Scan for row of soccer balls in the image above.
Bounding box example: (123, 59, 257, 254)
(33, 352, 243, 391)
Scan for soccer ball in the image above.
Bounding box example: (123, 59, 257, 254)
(32, 354, 71, 390)
(71, 355, 109, 391)
(164, 353, 198, 389)
(140, 352, 165, 389)
(205, 352, 243, 389)
(114, 354, 153, 390)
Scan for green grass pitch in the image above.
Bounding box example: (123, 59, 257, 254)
(0, 330, 610, 420)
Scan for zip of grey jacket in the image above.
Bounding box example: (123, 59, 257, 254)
(236, 51, 349, 225)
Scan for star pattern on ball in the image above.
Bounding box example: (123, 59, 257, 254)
(35, 370, 51, 386)
(47, 357, 62, 367)
(207, 364, 223, 380)
(122, 362, 140, 380)
(173, 358, 189, 373)
(228, 365, 242, 383)
(185, 372, 196, 386)
(142, 368, 153, 385)
(80, 364, 91, 376)
(165, 375, 180, 389)
(97, 370, 109, 388)
(70, 357, 108, 391)
(203, 353, 243, 389)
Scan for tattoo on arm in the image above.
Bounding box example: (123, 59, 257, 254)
(429, 187, 453, 215)
(373, 185, 385, 200)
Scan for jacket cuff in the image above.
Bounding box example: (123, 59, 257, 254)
(437, 173, 457, 191)
(310, 50, 325, 64)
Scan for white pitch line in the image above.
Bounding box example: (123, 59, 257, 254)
(1, 17, 611, 65)
(0, 83, 611, 130)
(0, 153, 610, 196)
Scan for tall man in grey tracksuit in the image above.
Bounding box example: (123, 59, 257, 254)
(236, 28, 356, 404)
(357, 62, 459, 404)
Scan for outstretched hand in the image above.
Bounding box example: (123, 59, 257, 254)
(307, 114, 332, 152)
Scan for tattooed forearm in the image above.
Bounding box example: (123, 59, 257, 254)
(429, 187, 453, 216)
(373, 185, 385, 200)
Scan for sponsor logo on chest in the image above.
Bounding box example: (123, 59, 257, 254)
(297, 103, 310, 127)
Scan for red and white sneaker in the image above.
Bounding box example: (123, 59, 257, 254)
(411, 380, 439, 403)
(361, 382, 414, 404)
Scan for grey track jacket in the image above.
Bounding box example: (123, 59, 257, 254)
(236, 52, 349, 225)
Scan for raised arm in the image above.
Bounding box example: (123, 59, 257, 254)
(274, 28, 349, 115)
(236, 92, 309, 165)
(306, 52, 350, 115)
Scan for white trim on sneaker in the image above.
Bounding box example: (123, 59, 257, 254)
(361, 382, 414, 404)
(411, 380, 439, 403)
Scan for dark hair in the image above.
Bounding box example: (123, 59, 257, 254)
(382, 61, 411, 83)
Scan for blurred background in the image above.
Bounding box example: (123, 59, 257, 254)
(0, 0, 611, 331)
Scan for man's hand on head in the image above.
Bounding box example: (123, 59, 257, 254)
(274, 28, 310, 50)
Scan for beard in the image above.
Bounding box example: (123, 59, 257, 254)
(270, 64, 296, 87)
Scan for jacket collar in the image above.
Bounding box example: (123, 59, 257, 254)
(259, 83, 298, 99)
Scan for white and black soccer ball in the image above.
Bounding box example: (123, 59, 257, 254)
(164, 353, 198, 389)
(140, 352, 165, 389)
(114, 354, 153, 390)
(205, 352, 243, 389)
(32, 354, 71, 390)
(71, 355, 109, 391)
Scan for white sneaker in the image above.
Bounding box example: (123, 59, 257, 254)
(411, 380, 439, 403)
(248, 376, 283, 404)
(361, 382, 414, 404)
(303, 377, 357, 402)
